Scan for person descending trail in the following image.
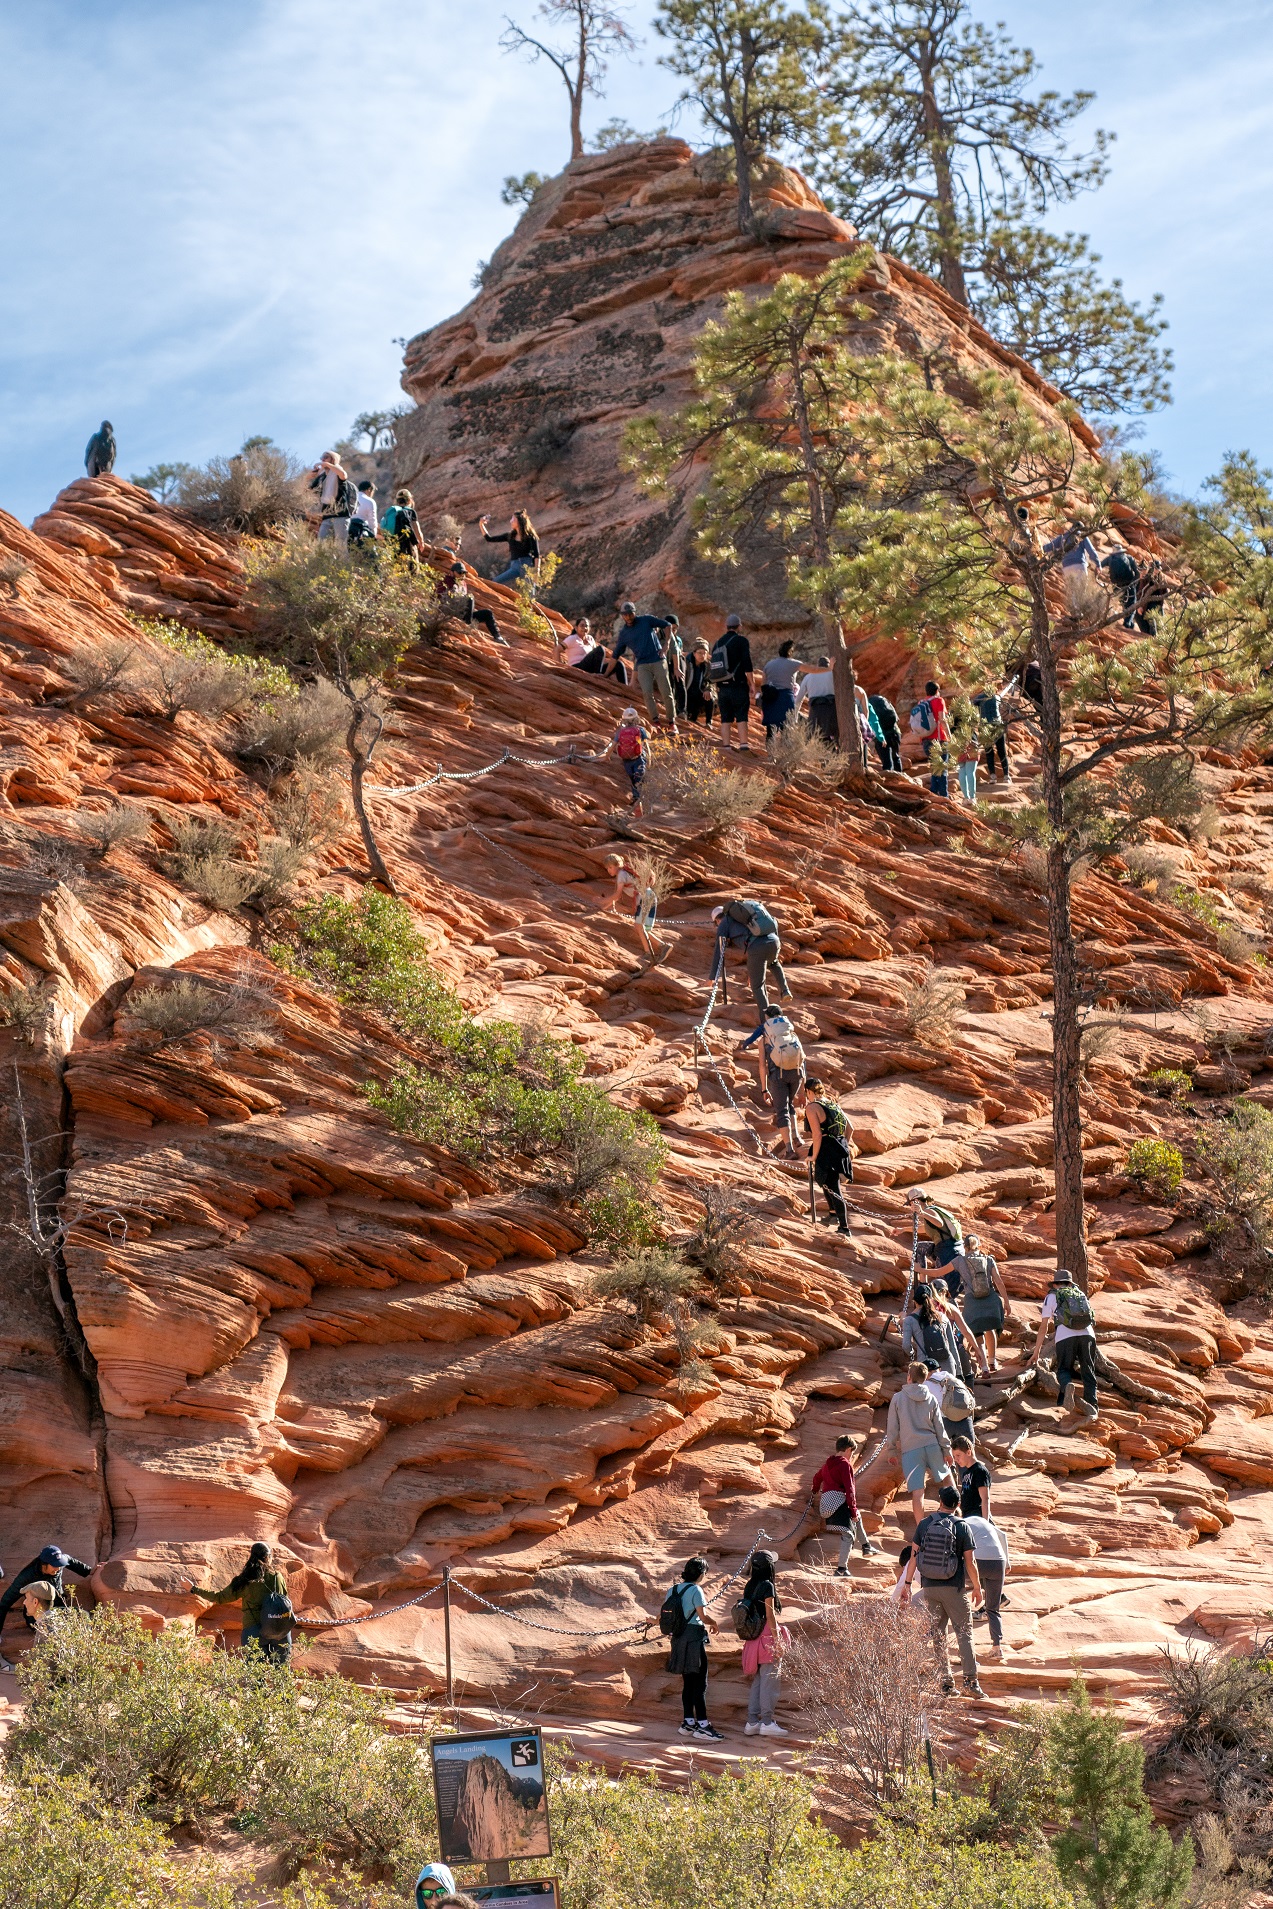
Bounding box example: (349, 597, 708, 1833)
(812, 1435, 880, 1571)
(601, 707, 651, 818)
(0, 1546, 90, 1633)
(954, 1232, 1012, 1371)
(757, 1004, 805, 1153)
(803, 1076, 853, 1235)
(382, 490, 425, 563)
(479, 509, 539, 583)
(604, 851, 668, 961)
(710, 898, 790, 1019)
(884, 1359, 955, 1522)
(609, 602, 677, 728)
(709, 614, 756, 751)
(1101, 545, 1142, 631)
(898, 1483, 985, 1698)
(737, 1550, 789, 1737)
(1031, 1268, 1100, 1418)
(658, 1555, 723, 1740)
(188, 1542, 295, 1665)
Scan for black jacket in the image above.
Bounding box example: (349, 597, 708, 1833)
(483, 527, 540, 563)
(0, 1555, 90, 1626)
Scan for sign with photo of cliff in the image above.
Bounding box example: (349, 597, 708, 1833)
(430, 1729, 552, 1862)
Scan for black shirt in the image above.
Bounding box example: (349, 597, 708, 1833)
(0, 1554, 91, 1624)
(914, 1513, 975, 1592)
(957, 1461, 991, 1520)
(711, 632, 753, 681)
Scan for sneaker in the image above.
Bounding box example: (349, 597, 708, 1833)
(860, 1542, 881, 1556)
(940, 1679, 954, 1696)
(758, 1722, 789, 1736)
(678, 1719, 699, 1736)
(963, 1681, 986, 1698)
(834, 1224, 851, 1235)
(987, 1646, 1005, 1663)
(743, 1722, 760, 1736)
(696, 1722, 724, 1740)
(832, 1565, 850, 1577)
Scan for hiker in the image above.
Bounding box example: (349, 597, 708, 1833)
(905, 1190, 965, 1296)
(17, 1580, 60, 1636)
(739, 1551, 789, 1737)
(955, 715, 981, 804)
(439, 558, 508, 645)
(601, 707, 651, 818)
(794, 657, 838, 744)
(479, 509, 539, 583)
(803, 1077, 853, 1235)
(897, 1483, 985, 1698)
(309, 452, 355, 549)
(559, 616, 605, 672)
(953, 1232, 1012, 1372)
(685, 642, 715, 724)
(709, 614, 755, 752)
(1100, 545, 1143, 631)
(0, 1546, 90, 1632)
(972, 685, 1011, 782)
(1134, 557, 1169, 634)
(710, 898, 790, 1018)
(1044, 524, 1101, 574)
(884, 1360, 954, 1522)
(1021, 660, 1044, 710)
(661, 1556, 723, 1740)
(1031, 1268, 1099, 1418)
(924, 1361, 977, 1452)
(964, 1513, 1009, 1662)
(812, 1435, 880, 1571)
(760, 641, 806, 742)
(188, 1541, 295, 1664)
(382, 489, 424, 563)
(757, 1004, 805, 1153)
(853, 684, 883, 771)
(348, 479, 378, 547)
(890, 1540, 924, 1610)
(869, 691, 903, 772)
(85, 421, 116, 478)
(911, 1283, 986, 1380)
(416, 1865, 459, 1909)
(604, 851, 665, 958)
(950, 1436, 991, 1520)
(909, 680, 951, 796)
(610, 602, 677, 728)
(664, 614, 689, 717)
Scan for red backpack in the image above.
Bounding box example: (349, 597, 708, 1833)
(616, 724, 645, 761)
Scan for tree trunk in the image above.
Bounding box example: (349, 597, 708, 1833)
(346, 706, 396, 895)
(920, 68, 969, 306)
(832, 636, 860, 769)
(733, 131, 755, 235)
(569, 78, 584, 160)
(1036, 606, 1089, 1283)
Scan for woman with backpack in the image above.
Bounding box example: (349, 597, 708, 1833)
(738, 1550, 788, 1737)
(659, 1556, 723, 1740)
(188, 1541, 294, 1665)
(913, 1282, 988, 1381)
(382, 490, 425, 564)
(803, 1076, 853, 1235)
(600, 708, 651, 818)
(757, 1004, 805, 1153)
(479, 509, 540, 584)
(1031, 1268, 1099, 1418)
(952, 1232, 1012, 1372)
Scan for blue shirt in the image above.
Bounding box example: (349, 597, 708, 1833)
(613, 616, 671, 666)
(670, 1582, 706, 1629)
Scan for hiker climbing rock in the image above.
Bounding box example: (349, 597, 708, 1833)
(1031, 1268, 1100, 1418)
(950, 1436, 992, 1519)
(924, 1361, 978, 1451)
(658, 1555, 723, 1740)
(909, 1282, 987, 1380)
(0, 1546, 89, 1633)
(1101, 546, 1143, 631)
(953, 1232, 1012, 1371)
(811, 1434, 880, 1571)
(802, 1076, 853, 1235)
(897, 1483, 985, 1698)
(84, 421, 116, 478)
(708, 614, 755, 751)
(604, 851, 668, 960)
(480, 508, 539, 583)
(884, 1359, 955, 1522)
(609, 602, 677, 728)
(709, 898, 790, 1018)
(905, 1191, 966, 1295)
(188, 1541, 296, 1664)
(601, 707, 651, 817)
(756, 1003, 805, 1153)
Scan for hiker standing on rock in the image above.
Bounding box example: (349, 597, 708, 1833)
(794, 656, 838, 744)
(973, 684, 1011, 783)
(709, 614, 755, 751)
(85, 422, 116, 478)
(1031, 1268, 1100, 1418)
(188, 1542, 294, 1665)
(898, 1483, 985, 1698)
(884, 1359, 955, 1522)
(349, 480, 379, 547)
(709, 899, 790, 1019)
(812, 1435, 880, 1572)
(950, 1437, 992, 1519)
(685, 642, 715, 725)
(660, 1556, 724, 1741)
(309, 452, 355, 550)
(869, 691, 903, 772)
(756, 1004, 805, 1153)
(382, 490, 424, 563)
(803, 1076, 853, 1236)
(963, 1512, 1009, 1662)
(0, 1546, 89, 1633)
(954, 1232, 1012, 1372)
(739, 1550, 789, 1737)
(609, 602, 678, 730)
(760, 641, 807, 743)
(480, 509, 539, 583)
(910, 680, 951, 795)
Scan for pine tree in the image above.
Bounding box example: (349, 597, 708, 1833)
(1049, 1679, 1193, 1909)
(501, 1, 637, 163)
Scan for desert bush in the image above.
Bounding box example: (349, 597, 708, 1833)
(267, 771, 349, 855)
(1080, 1014, 1128, 1074)
(1144, 1067, 1192, 1100)
(174, 437, 309, 535)
(159, 814, 253, 911)
(901, 971, 965, 1051)
(61, 639, 139, 702)
(0, 983, 46, 1044)
(131, 621, 288, 722)
(1122, 845, 1181, 892)
(124, 973, 276, 1046)
(81, 803, 151, 859)
(235, 679, 350, 772)
(623, 848, 674, 902)
(23, 835, 87, 889)
(1124, 1137, 1184, 1202)
(1217, 922, 1261, 965)
(1063, 566, 1113, 623)
(0, 1770, 233, 1909)
(248, 837, 308, 911)
(1173, 884, 1222, 932)
(650, 751, 774, 833)
(682, 1186, 763, 1290)
(593, 1247, 697, 1325)
(1183, 800, 1223, 846)
(767, 718, 843, 785)
(1159, 1634, 1273, 1760)
(1194, 1101, 1273, 1254)
(785, 1595, 943, 1807)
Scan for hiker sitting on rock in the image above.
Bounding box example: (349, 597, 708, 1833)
(439, 556, 507, 646)
(559, 615, 606, 674)
(812, 1435, 880, 1573)
(0, 1546, 90, 1633)
(803, 1076, 854, 1236)
(1031, 1268, 1099, 1419)
(709, 899, 790, 1019)
(188, 1542, 295, 1665)
(954, 1232, 1012, 1372)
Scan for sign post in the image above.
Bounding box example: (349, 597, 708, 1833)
(430, 1728, 552, 1869)
(442, 1565, 453, 1707)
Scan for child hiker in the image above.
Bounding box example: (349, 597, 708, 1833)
(604, 852, 667, 960)
(602, 706, 651, 818)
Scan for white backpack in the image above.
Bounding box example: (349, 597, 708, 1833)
(766, 1015, 804, 1074)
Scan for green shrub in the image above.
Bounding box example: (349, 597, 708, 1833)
(1143, 1067, 1192, 1100)
(1124, 1137, 1184, 1202)
(593, 1247, 698, 1324)
(1172, 884, 1222, 932)
(130, 618, 292, 721)
(0, 1771, 232, 1909)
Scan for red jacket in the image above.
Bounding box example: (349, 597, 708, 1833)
(812, 1452, 858, 1515)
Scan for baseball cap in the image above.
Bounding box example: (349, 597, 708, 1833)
(38, 1546, 70, 1568)
(621, 600, 637, 615)
(725, 613, 741, 629)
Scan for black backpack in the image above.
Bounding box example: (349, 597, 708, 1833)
(1105, 549, 1140, 589)
(658, 1584, 690, 1638)
(915, 1513, 960, 1581)
(709, 635, 741, 683)
(335, 476, 357, 517)
(258, 1590, 295, 1644)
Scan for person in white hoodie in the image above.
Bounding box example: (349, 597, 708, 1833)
(884, 1360, 955, 1521)
(962, 1514, 1010, 1663)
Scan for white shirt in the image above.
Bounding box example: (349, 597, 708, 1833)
(962, 1516, 1009, 1564)
(354, 492, 377, 530)
(1041, 1290, 1094, 1344)
(563, 633, 596, 666)
(319, 467, 340, 508)
(795, 668, 835, 705)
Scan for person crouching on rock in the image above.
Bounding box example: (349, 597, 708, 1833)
(0, 1546, 91, 1634)
(601, 707, 650, 818)
(662, 1556, 723, 1741)
(188, 1542, 293, 1665)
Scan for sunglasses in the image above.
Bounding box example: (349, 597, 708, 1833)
(419, 1889, 448, 1902)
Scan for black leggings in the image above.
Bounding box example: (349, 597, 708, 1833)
(815, 1147, 850, 1228)
(982, 734, 1009, 776)
(874, 736, 902, 772)
(681, 1665, 708, 1720)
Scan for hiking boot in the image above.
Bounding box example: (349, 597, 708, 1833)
(696, 1721, 724, 1740)
(832, 1566, 851, 1577)
(743, 1722, 761, 1736)
(834, 1224, 851, 1235)
(1078, 1399, 1099, 1419)
(987, 1646, 1005, 1663)
(940, 1678, 955, 1696)
(759, 1722, 789, 1737)
(963, 1680, 986, 1698)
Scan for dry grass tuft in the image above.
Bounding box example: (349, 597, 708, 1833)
(80, 804, 151, 859)
(124, 972, 276, 1046)
(900, 970, 965, 1050)
(650, 750, 773, 833)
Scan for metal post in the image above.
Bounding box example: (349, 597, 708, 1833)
(486, 1862, 511, 1886)
(924, 1734, 938, 1806)
(443, 1565, 454, 1708)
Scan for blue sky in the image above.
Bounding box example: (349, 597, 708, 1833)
(1, 0, 1268, 524)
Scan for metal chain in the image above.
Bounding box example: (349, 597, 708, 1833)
(301, 1582, 443, 1630)
(447, 1577, 649, 1639)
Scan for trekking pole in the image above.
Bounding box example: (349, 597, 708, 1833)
(442, 1564, 454, 1708)
(807, 1157, 817, 1224)
(924, 1735, 938, 1806)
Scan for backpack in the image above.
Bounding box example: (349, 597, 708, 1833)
(941, 1374, 976, 1418)
(812, 1097, 847, 1144)
(726, 899, 778, 938)
(964, 1253, 995, 1300)
(1105, 548, 1140, 589)
(1055, 1283, 1094, 1331)
(909, 698, 936, 736)
(615, 724, 645, 761)
(709, 635, 741, 683)
(334, 476, 357, 517)
(383, 504, 414, 539)
(659, 1584, 690, 1638)
(731, 1591, 767, 1641)
(924, 1203, 962, 1244)
(766, 1015, 804, 1074)
(258, 1590, 295, 1644)
(869, 694, 899, 736)
(915, 1512, 960, 1581)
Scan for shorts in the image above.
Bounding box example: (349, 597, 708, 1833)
(964, 1293, 1004, 1335)
(621, 756, 647, 789)
(902, 1441, 952, 1493)
(716, 681, 750, 723)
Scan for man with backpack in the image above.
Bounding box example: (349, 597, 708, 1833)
(869, 692, 903, 772)
(909, 679, 950, 795)
(972, 685, 1011, 782)
(1031, 1268, 1099, 1418)
(803, 1076, 854, 1235)
(709, 614, 756, 751)
(309, 452, 355, 550)
(1101, 546, 1143, 631)
(757, 1004, 805, 1153)
(812, 1435, 880, 1570)
(924, 1362, 977, 1453)
(610, 602, 677, 729)
(709, 898, 790, 1018)
(897, 1483, 985, 1697)
(884, 1360, 955, 1522)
